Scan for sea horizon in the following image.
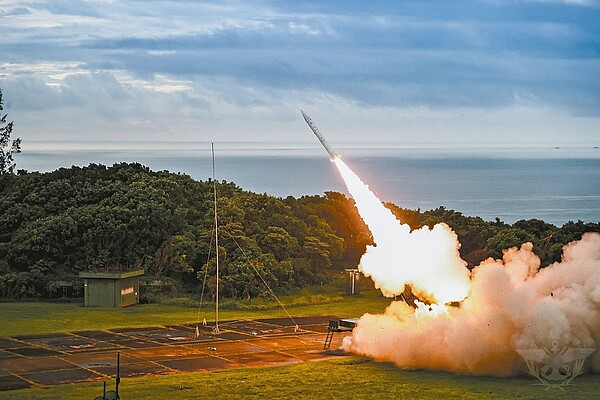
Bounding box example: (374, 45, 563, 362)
(15, 142, 600, 227)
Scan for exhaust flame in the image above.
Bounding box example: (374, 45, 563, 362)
(333, 157, 600, 376)
(334, 157, 470, 304)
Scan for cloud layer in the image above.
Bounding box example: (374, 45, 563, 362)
(1, 0, 599, 145)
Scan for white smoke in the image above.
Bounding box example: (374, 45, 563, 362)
(335, 158, 470, 304)
(343, 234, 600, 376)
(333, 157, 600, 376)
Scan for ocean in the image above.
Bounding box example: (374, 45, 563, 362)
(15, 142, 600, 226)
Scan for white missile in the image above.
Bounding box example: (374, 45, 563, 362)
(301, 110, 339, 160)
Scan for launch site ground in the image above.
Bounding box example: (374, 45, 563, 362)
(2, 319, 600, 400)
(2, 299, 600, 399)
(0, 316, 345, 391)
(0, 316, 600, 400)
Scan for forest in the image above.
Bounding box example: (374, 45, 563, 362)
(0, 162, 598, 300)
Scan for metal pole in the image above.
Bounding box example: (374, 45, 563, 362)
(212, 143, 220, 334)
(115, 351, 120, 399)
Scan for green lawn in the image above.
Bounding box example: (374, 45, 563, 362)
(0, 288, 390, 337)
(4, 357, 600, 400)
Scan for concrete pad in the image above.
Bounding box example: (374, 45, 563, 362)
(219, 320, 284, 335)
(66, 341, 116, 352)
(165, 324, 197, 331)
(103, 338, 156, 349)
(22, 368, 103, 385)
(157, 355, 237, 372)
(12, 333, 72, 341)
(22, 335, 112, 353)
(304, 332, 351, 349)
(0, 316, 350, 391)
(198, 341, 270, 356)
(0, 356, 74, 373)
(0, 350, 21, 359)
(9, 347, 63, 357)
(227, 351, 303, 367)
(262, 326, 312, 336)
(65, 351, 142, 367)
(110, 326, 166, 333)
(191, 334, 228, 343)
(89, 361, 169, 378)
(72, 330, 128, 341)
(252, 337, 325, 351)
(281, 348, 333, 361)
(0, 338, 25, 350)
(214, 331, 254, 340)
(186, 323, 219, 332)
(119, 327, 197, 344)
(221, 321, 312, 337)
(255, 316, 335, 326)
(0, 374, 32, 391)
(157, 329, 199, 343)
(300, 323, 331, 333)
(125, 345, 206, 361)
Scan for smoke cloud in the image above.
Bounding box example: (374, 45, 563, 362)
(334, 158, 600, 376)
(335, 158, 470, 304)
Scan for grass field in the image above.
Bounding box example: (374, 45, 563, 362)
(3, 357, 600, 400)
(0, 287, 389, 336)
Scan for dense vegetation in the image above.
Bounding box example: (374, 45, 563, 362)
(0, 163, 598, 300)
(0, 89, 21, 175)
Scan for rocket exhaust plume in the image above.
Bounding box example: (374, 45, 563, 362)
(343, 234, 600, 376)
(301, 111, 600, 376)
(334, 158, 471, 305)
(301, 109, 470, 305)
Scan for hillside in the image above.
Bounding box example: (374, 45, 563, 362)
(0, 163, 597, 300)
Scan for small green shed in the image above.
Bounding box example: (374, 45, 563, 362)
(79, 269, 144, 307)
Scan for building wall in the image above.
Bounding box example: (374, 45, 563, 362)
(85, 279, 116, 307)
(117, 276, 139, 307)
(80, 269, 143, 307)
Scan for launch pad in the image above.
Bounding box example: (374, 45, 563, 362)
(0, 316, 352, 391)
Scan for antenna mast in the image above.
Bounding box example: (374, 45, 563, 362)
(212, 143, 220, 334)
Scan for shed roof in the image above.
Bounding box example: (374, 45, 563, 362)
(79, 269, 144, 279)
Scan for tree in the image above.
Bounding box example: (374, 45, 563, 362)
(0, 89, 21, 174)
(152, 234, 196, 277)
(259, 226, 299, 261)
(486, 227, 535, 259)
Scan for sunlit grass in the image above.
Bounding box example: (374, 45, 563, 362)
(0, 288, 389, 337)
(4, 357, 600, 400)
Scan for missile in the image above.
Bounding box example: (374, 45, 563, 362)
(301, 110, 339, 161)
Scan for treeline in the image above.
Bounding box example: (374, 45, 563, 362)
(0, 163, 363, 299)
(0, 163, 597, 300)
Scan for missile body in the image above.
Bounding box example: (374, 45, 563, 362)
(301, 110, 339, 160)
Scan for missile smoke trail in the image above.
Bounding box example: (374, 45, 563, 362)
(301, 111, 599, 376)
(334, 158, 470, 305)
(333, 157, 600, 376)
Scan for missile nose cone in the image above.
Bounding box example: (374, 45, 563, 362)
(300, 109, 309, 121)
(301, 110, 339, 160)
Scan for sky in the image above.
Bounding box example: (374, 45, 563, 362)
(1, 0, 599, 148)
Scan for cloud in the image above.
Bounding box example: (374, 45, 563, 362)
(0, 6, 31, 17)
(0, 0, 598, 144)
